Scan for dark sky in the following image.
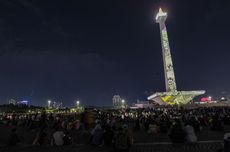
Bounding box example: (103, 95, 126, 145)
(0, 0, 230, 106)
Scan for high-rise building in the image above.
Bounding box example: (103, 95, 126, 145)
(8, 99, 16, 105)
(148, 8, 205, 105)
(52, 101, 63, 109)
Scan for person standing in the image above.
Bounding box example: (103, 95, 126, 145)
(113, 125, 132, 152)
(8, 128, 20, 146)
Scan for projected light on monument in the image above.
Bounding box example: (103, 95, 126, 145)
(148, 8, 205, 105)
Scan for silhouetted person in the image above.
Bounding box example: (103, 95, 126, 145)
(63, 131, 72, 145)
(184, 122, 197, 143)
(103, 126, 114, 146)
(52, 127, 64, 146)
(224, 133, 230, 152)
(211, 115, 223, 131)
(91, 123, 103, 146)
(33, 128, 49, 145)
(8, 128, 20, 146)
(169, 119, 186, 143)
(113, 126, 132, 152)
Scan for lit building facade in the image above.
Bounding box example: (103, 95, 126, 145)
(112, 95, 123, 108)
(8, 99, 16, 105)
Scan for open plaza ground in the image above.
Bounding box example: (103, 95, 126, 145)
(0, 124, 229, 152)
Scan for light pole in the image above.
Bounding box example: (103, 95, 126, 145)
(208, 96, 212, 101)
(76, 100, 80, 108)
(48, 100, 51, 108)
(121, 99, 125, 108)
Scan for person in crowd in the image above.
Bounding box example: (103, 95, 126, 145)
(63, 131, 72, 145)
(134, 117, 140, 131)
(91, 123, 104, 146)
(211, 115, 224, 131)
(190, 116, 201, 133)
(113, 125, 132, 152)
(1, 106, 230, 148)
(8, 128, 20, 146)
(103, 125, 114, 146)
(33, 128, 49, 145)
(51, 126, 65, 146)
(184, 121, 197, 143)
(224, 133, 230, 152)
(168, 119, 186, 143)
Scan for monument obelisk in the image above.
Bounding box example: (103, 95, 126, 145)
(148, 8, 205, 105)
(156, 8, 177, 92)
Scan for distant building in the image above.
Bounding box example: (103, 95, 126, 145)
(112, 95, 122, 108)
(131, 100, 155, 109)
(17, 100, 29, 105)
(8, 99, 16, 105)
(52, 101, 63, 109)
(9, 99, 29, 105)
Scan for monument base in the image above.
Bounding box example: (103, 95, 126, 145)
(148, 90, 205, 105)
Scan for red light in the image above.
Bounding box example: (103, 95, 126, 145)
(201, 97, 209, 102)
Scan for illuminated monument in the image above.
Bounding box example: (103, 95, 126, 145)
(148, 8, 205, 105)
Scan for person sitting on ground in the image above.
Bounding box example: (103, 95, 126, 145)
(32, 128, 49, 145)
(190, 116, 201, 133)
(51, 126, 65, 146)
(168, 119, 186, 143)
(184, 121, 197, 143)
(148, 123, 159, 134)
(211, 115, 223, 131)
(103, 125, 114, 146)
(91, 123, 104, 146)
(113, 125, 132, 152)
(63, 131, 72, 145)
(224, 133, 230, 152)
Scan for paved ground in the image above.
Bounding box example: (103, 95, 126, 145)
(0, 124, 229, 152)
(133, 126, 230, 143)
(1, 124, 229, 145)
(0, 142, 224, 152)
(132, 142, 223, 152)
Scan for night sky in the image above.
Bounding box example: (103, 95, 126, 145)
(0, 0, 230, 106)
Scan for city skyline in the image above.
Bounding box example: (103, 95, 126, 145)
(0, 0, 230, 106)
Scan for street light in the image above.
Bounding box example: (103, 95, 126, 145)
(48, 100, 51, 107)
(121, 99, 125, 108)
(221, 97, 226, 101)
(76, 100, 80, 107)
(208, 96, 212, 101)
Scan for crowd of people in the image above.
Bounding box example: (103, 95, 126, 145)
(1, 106, 230, 151)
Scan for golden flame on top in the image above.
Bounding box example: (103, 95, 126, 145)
(159, 8, 163, 13)
(156, 7, 167, 21)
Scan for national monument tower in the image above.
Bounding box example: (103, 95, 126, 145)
(148, 8, 205, 105)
